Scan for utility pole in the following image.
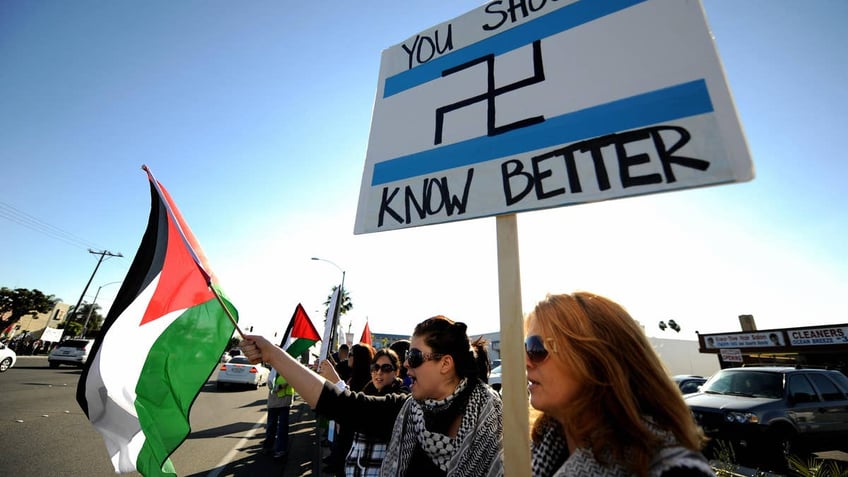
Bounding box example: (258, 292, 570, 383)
(67, 249, 122, 336)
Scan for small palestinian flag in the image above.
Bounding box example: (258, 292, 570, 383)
(280, 303, 320, 359)
(77, 166, 237, 476)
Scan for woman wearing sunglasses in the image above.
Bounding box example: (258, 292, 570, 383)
(525, 292, 715, 477)
(240, 315, 502, 477)
(340, 348, 409, 476)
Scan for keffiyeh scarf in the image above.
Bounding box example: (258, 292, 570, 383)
(531, 417, 715, 477)
(380, 379, 503, 477)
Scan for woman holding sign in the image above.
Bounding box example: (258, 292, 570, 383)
(524, 292, 715, 477)
(240, 315, 502, 477)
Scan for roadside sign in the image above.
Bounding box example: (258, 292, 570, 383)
(354, 0, 753, 234)
(720, 349, 743, 363)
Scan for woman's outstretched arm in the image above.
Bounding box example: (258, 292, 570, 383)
(240, 334, 325, 407)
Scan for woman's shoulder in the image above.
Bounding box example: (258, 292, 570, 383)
(659, 466, 715, 477)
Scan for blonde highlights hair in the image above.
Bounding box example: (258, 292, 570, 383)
(526, 292, 705, 476)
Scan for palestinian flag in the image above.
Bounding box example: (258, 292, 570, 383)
(280, 303, 320, 359)
(77, 166, 237, 476)
(359, 320, 372, 346)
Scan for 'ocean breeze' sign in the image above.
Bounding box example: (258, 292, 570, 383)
(354, 0, 753, 234)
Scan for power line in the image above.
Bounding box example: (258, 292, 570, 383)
(0, 200, 104, 250)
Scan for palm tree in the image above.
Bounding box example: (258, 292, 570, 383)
(323, 285, 352, 318)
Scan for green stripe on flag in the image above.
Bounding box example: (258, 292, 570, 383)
(286, 338, 317, 360)
(134, 298, 236, 476)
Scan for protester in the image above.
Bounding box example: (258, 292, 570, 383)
(240, 315, 502, 477)
(329, 343, 376, 476)
(525, 292, 715, 477)
(322, 348, 409, 476)
(333, 343, 352, 382)
(262, 366, 295, 461)
(389, 339, 412, 388)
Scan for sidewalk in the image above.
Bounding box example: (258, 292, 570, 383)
(277, 395, 330, 477)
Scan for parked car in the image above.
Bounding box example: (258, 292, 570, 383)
(48, 339, 95, 368)
(685, 366, 848, 467)
(672, 374, 706, 394)
(0, 342, 17, 372)
(489, 365, 502, 392)
(217, 356, 270, 390)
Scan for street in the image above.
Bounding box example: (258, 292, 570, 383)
(0, 356, 324, 476)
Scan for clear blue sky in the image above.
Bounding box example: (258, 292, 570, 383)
(2, 1, 846, 343)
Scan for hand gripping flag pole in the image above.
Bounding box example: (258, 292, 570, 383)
(142, 165, 245, 339)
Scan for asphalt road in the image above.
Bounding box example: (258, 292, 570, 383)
(0, 356, 325, 476)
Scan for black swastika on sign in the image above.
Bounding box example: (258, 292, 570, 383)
(434, 40, 546, 145)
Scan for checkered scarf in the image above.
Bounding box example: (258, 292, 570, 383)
(531, 417, 715, 477)
(380, 379, 503, 477)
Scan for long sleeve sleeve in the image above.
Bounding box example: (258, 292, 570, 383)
(315, 381, 408, 440)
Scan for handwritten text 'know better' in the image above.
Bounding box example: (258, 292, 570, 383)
(376, 124, 710, 227)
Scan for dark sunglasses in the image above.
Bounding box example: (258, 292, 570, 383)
(525, 335, 556, 363)
(406, 348, 445, 368)
(370, 363, 396, 373)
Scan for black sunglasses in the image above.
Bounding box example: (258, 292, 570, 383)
(406, 348, 444, 368)
(525, 335, 556, 363)
(370, 363, 396, 373)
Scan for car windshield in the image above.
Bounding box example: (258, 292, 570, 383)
(229, 356, 251, 365)
(490, 365, 501, 374)
(701, 370, 783, 398)
(59, 340, 91, 349)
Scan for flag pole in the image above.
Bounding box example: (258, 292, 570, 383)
(208, 282, 246, 339)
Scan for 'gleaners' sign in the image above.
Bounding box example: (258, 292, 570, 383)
(354, 0, 753, 234)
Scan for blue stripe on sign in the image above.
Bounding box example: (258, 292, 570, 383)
(383, 0, 648, 98)
(370, 79, 714, 186)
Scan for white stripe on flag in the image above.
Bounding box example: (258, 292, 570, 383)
(84, 275, 187, 473)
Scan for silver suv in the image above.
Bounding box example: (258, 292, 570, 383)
(685, 366, 848, 468)
(48, 339, 94, 368)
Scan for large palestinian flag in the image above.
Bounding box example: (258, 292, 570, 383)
(77, 166, 237, 476)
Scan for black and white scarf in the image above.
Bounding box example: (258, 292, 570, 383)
(531, 417, 715, 477)
(380, 379, 503, 477)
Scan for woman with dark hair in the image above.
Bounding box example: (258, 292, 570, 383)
(525, 292, 714, 477)
(389, 339, 412, 388)
(340, 348, 409, 476)
(348, 343, 376, 392)
(240, 315, 502, 477)
(330, 343, 376, 475)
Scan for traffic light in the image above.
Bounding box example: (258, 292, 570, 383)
(668, 319, 681, 332)
(658, 321, 667, 331)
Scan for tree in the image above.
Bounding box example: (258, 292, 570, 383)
(322, 285, 352, 318)
(68, 302, 104, 338)
(0, 287, 58, 332)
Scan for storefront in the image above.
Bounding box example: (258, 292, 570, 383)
(697, 323, 848, 374)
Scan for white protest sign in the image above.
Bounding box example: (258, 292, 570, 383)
(318, 286, 340, 363)
(354, 0, 753, 234)
(41, 327, 64, 342)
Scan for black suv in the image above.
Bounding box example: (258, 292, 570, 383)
(684, 367, 848, 466)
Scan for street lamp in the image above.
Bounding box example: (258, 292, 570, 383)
(81, 281, 122, 337)
(311, 257, 346, 350)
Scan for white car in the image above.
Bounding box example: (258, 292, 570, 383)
(217, 356, 270, 389)
(48, 339, 94, 368)
(0, 343, 17, 372)
(489, 365, 502, 392)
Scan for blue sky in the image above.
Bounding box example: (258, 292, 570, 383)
(2, 1, 846, 344)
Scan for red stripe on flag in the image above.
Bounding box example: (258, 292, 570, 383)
(291, 303, 321, 342)
(140, 183, 215, 326)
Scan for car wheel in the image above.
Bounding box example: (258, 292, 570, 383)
(0, 357, 11, 372)
(49, 361, 60, 369)
(772, 427, 798, 469)
(217, 381, 225, 390)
